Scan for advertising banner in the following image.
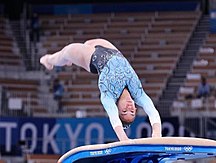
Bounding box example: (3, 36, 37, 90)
(0, 116, 195, 155)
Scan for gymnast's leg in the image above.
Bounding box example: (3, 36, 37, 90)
(84, 38, 118, 50)
(40, 42, 95, 71)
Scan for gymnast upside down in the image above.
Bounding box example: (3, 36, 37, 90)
(40, 38, 162, 141)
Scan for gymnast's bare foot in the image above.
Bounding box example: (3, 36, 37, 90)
(40, 55, 53, 70)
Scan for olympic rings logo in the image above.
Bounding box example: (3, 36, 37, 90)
(184, 146, 193, 152)
(104, 148, 112, 155)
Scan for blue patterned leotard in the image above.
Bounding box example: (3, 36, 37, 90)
(90, 45, 161, 128)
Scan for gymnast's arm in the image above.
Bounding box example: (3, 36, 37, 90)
(135, 91, 162, 137)
(100, 94, 129, 141)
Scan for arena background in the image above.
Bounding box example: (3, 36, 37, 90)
(0, 0, 216, 162)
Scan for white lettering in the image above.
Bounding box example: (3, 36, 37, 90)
(136, 123, 151, 138)
(89, 150, 103, 156)
(65, 123, 83, 148)
(165, 146, 182, 151)
(0, 122, 17, 152)
(43, 124, 60, 154)
(85, 123, 104, 145)
(20, 123, 37, 152)
(162, 122, 174, 136)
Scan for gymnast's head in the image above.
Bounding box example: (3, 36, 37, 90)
(117, 90, 137, 129)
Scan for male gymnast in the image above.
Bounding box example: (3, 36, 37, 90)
(40, 38, 162, 141)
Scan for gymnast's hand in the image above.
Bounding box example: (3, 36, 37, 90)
(40, 55, 54, 70)
(152, 123, 162, 138)
(152, 132, 162, 138)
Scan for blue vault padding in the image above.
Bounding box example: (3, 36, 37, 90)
(58, 137, 216, 163)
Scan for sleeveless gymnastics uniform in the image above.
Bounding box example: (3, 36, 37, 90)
(90, 45, 161, 128)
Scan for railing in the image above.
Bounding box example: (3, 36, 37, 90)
(171, 96, 216, 139)
(1, 90, 34, 117)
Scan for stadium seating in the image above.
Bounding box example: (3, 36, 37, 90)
(36, 11, 201, 116)
(0, 10, 202, 117)
(0, 16, 23, 69)
(0, 77, 48, 115)
(0, 15, 49, 117)
(133, 11, 200, 103)
(26, 154, 60, 163)
(171, 33, 216, 115)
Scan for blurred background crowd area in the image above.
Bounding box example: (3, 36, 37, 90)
(0, 0, 216, 163)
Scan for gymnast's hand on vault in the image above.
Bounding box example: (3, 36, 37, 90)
(152, 132, 162, 138)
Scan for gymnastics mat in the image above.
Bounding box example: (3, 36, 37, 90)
(58, 137, 216, 163)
